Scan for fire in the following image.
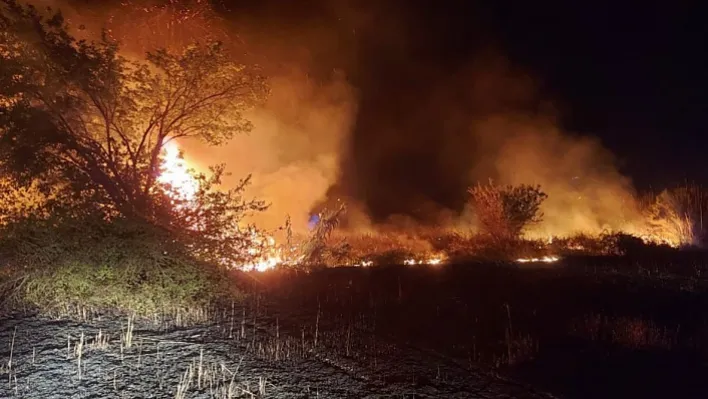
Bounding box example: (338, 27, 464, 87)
(158, 141, 199, 200)
(158, 141, 283, 272)
(157, 141, 696, 272)
(242, 233, 289, 272)
(353, 256, 444, 268)
(403, 255, 445, 266)
(516, 255, 560, 263)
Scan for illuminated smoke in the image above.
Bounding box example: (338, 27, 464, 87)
(36, 0, 357, 235)
(18, 0, 689, 247)
(180, 70, 356, 233)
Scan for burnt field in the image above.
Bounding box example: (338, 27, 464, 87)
(257, 253, 708, 399)
(2, 253, 708, 398)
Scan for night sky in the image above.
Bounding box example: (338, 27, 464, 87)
(212, 0, 708, 220)
(482, 1, 707, 188)
(70, 0, 708, 217)
(344, 0, 706, 189)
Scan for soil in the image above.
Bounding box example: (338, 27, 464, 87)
(0, 308, 553, 398)
(3, 254, 708, 398)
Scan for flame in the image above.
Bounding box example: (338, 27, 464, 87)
(158, 141, 199, 200)
(242, 232, 288, 272)
(516, 255, 560, 263)
(354, 256, 444, 268)
(403, 255, 445, 266)
(156, 141, 693, 272)
(158, 141, 283, 271)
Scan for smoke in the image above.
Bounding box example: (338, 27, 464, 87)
(25, 0, 358, 233)
(183, 70, 356, 232)
(333, 10, 646, 237)
(470, 115, 643, 238)
(21, 0, 649, 239)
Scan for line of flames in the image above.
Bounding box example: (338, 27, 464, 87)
(160, 142, 699, 271)
(158, 142, 456, 271)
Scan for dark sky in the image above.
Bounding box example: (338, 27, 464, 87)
(359, 0, 706, 189)
(481, 1, 707, 188)
(212, 0, 708, 220)
(70, 0, 707, 218)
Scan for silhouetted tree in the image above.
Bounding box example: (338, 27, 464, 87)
(0, 1, 270, 265)
(0, 0, 268, 221)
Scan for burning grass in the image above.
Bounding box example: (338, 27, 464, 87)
(0, 139, 705, 328)
(151, 140, 708, 274)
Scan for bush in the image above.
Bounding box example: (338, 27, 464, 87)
(300, 204, 346, 265)
(468, 181, 548, 242)
(644, 185, 708, 247)
(0, 216, 245, 322)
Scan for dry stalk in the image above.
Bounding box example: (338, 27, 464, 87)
(75, 331, 84, 380)
(251, 300, 257, 349)
(346, 322, 352, 357)
(175, 363, 194, 399)
(89, 329, 110, 350)
(258, 376, 266, 396)
(275, 317, 280, 362)
(229, 301, 235, 339)
(123, 315, 135, 349)
(7, 326, 16, 385)
(314, 298, 321, 349)
(240, 307, 246, 340)
(198, 348, 204, 389)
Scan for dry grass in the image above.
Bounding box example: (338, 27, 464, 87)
(571, 314, 678, 350)
(299, 230, 557, 266)
(0, 217, 248, 324)
(2, 317, 277, 398)
(641, 183, 708, 247)
(173, 352, 265, 399)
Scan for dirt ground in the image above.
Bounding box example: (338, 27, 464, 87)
(0, 308, 553, 398)
(3, 255, 708, 398)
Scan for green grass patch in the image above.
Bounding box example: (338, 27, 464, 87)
(0, 217, 246, 323)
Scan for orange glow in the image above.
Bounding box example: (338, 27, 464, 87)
(516, 255, 560, 264)
(158, 141, 285, 272)
(158, 141, 199, 201)
(157, 142, 693, 272)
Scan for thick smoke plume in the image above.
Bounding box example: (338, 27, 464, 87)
(24, 0, 650, 239)
(33, 0, 358, 232)
(184, 72, 356, 232)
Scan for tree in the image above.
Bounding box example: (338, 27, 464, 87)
(0, 0, 269, 224)
(468, 181, 547, 241)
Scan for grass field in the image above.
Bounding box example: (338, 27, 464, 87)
(4, 252, 708, 398)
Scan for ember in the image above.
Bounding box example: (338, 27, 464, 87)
(516, 255, 560, 264)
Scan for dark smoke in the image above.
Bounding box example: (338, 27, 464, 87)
(332, 1, 541, 224)
(21, 0, 645, 237)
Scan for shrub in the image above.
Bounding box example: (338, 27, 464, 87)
(468, 181, 548, 242)
(644, 185, 708, 247)
(0, 216, 245, 322)
(300, 204, 346, 265)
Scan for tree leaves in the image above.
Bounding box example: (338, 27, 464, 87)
(0, 1, 271, 267)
